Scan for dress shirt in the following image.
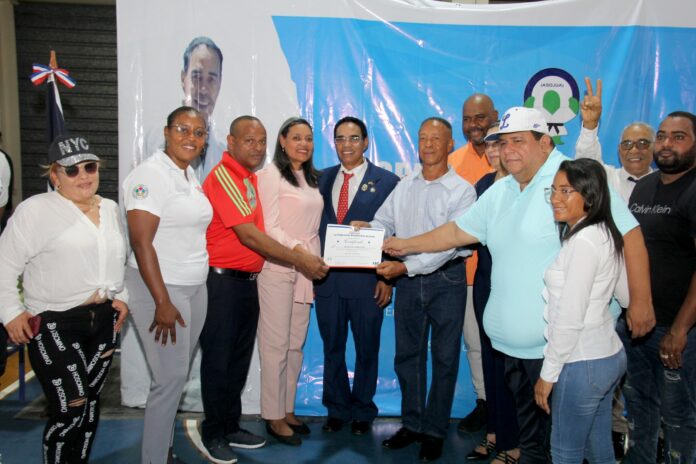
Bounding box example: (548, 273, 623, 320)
(331, 158, 369, 213)
(257, 163, 323, 303)
(371, 165, 476, 277)
(0, 192, 128, 325)
(575, 126, 652, 203)
(540, 224, 626, 383)
(456, 148, 638, 359)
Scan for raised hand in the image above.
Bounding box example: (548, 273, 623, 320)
(580, 77, 603, 130)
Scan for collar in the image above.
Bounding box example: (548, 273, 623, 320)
(413, 164, 462, 190)
(155, 149, 196, 176)
(619, 166, 652, 182)
(222, 151, 254, 179)
(341, 158, 369, 177)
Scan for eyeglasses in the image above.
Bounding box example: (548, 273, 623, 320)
(170, 124, 208, 139)
(544, 186, 577, 203)
(619, 139, 652, 150)
(334, 135, 362, 145)
(60, 162, 99, 178)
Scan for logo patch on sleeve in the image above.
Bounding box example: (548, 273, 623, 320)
(132, 184, 149, 200)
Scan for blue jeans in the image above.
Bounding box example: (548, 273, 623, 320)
(551, 350, 626, 464)
(393, 259, 467, 438)
(617, 318, 696, 464)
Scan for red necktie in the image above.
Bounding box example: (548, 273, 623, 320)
(336, 172, 354, 224)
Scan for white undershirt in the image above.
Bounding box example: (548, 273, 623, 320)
(331, 158, 369, 213)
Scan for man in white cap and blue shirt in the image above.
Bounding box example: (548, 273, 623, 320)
(382, 107, 655, 463)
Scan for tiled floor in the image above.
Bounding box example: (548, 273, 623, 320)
(0, 352, 481, 464)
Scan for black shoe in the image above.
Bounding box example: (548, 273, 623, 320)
(466, 438, 496, 461)
(201, 438, 239, 464)
(458, 399, 488, 432)
(265, 422, 302, 446)
(419, 435, 444, 462)
(322, 417, 345, 432)
(351, 420, 370, 436)
(612, 431, 626, 460)
(382, 427, 423, 449)
(288, 421, 311, 436)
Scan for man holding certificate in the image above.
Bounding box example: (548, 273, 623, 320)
(352, 117, 476, 462)
(315, 116, 399, 435)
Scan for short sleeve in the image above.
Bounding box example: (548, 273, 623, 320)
(122, 164, 169, 217)
(204, 166, 257, 229)
(455, 188, 489, 245)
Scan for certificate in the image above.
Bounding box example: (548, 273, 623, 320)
(323, 224, 385, 268)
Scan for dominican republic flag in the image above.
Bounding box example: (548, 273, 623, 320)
(30, 63, 75, 144)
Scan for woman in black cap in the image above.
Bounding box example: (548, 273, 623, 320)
(0, 134, 129, 464)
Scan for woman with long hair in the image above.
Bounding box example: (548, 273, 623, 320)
(534, 158, 628, 464)
(256, 117, 324, 446)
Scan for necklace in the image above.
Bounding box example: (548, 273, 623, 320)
(58, 191, 97, 214)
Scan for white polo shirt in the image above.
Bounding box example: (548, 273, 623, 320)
(123, 150, 213, 285)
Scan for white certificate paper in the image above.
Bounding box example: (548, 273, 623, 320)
(323, 224, 385, 268)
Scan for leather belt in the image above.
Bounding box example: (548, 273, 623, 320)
(209, 266, 259, 281)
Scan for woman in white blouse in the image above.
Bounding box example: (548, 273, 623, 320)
(534, 158, 627, 464)
(0, 134, 128, 464)
(123, 106, 213, 464)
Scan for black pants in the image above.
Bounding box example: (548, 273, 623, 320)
(200, 272, 259, 442)
(504, 356, 551, 464)
(27, 302, 118, 464)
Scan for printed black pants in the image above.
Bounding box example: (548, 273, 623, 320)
(27, 302, 118, 464)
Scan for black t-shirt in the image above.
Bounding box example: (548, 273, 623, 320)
(628, 168, 696, 326)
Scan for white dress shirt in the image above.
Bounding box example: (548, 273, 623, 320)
(540, 224, 626, 383)
(0, 192, 128, 325)
(331, 158, 369, 213)
(574, 126, 652, 203)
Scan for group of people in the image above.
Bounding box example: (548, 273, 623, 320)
(0, 77, 693, 464)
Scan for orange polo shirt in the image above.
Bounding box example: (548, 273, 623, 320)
(449, 142, 493, 285)
(204, 152, 265, 272)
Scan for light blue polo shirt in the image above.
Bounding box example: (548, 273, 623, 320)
(456, 148, 638, 359)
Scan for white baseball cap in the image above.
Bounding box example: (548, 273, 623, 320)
(485, 107, 549, 141)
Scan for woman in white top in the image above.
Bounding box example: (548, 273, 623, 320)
(534, 158, 627, 464)
(256, 117, 324, 446)
(0, 134, 128, 464)
(123, 106, 213, 464)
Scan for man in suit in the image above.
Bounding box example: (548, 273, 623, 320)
(315, 116, 399, 435)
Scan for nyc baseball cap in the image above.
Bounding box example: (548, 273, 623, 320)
(48, 134, 100, 166)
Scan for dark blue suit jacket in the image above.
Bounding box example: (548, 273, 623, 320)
(314, 160, 399, 299)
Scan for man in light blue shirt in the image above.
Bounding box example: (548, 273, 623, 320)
(382, 107, 654, 464)
(353, 117, 476, 462)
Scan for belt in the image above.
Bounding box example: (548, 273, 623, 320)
(209, 266, 259, 280)
(440, 256, 464, 271)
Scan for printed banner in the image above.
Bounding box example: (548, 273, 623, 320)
(118, 0, 696, 415)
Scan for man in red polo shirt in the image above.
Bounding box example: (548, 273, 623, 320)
(199, 115, 328, 463)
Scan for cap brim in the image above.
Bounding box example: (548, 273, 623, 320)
(56, 153, 100, 166)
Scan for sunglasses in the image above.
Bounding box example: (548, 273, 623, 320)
(60, 161, 99, 178)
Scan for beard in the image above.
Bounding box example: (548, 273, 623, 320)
(654, 143, 696, 174)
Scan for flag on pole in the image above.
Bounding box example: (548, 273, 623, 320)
(30, 51, 75, 145)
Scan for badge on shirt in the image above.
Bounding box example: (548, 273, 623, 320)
(133, 184, 149, 200)
(243, 178, 257, 210)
